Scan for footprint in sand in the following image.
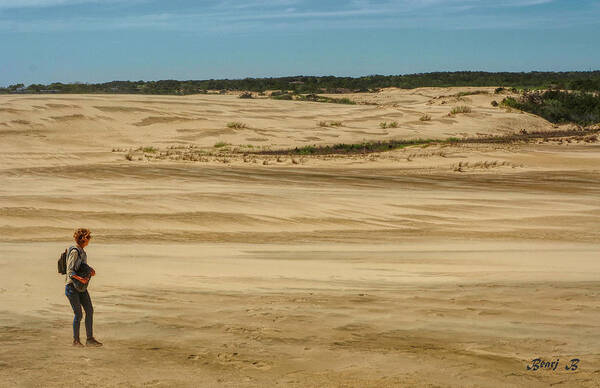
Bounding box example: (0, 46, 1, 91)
(208, 352, 272, 370)
(187, 354, 206, 360)
(217, 352, 238, 362)
(249, 360, 271, 370)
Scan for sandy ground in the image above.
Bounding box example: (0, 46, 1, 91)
(1, 89, 599, 387)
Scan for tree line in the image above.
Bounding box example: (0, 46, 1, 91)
(2, 71, 600, 95)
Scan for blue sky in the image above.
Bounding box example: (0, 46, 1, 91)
(1, 0, 599, 85)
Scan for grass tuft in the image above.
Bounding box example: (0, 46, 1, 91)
(227, 122, 248, 129)
(379, 121, 399, 129)
(454, 90, 488, 97)
(450, 106, 472, 115)
(319, 120, 343, 127)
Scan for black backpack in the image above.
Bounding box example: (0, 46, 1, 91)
(58, 247, 78, 275)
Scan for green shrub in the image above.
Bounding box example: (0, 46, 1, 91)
(501, 90, 600, 125)
(214, 141, 229, 148)
(419, 114, 431, 121)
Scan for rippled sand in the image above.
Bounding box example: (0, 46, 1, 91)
(1, 90, 599, 387)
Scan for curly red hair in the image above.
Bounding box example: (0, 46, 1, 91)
(73, 228, 92, 245)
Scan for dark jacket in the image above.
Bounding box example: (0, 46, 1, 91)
(71, 262, 93, 291)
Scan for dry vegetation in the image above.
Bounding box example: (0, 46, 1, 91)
(379, 121, 399, 129)
(318, 120, 343, 127)
(226, 121, 248, 129)
(251, 128, 599, 156)
(450, 105, 472, 115)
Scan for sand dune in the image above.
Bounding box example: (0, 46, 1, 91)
(0, 88, 557, 153)
(1, 89, 599, 387)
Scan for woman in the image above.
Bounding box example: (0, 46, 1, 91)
(65, 228, 102, 347)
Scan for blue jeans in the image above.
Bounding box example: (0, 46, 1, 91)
(65, 283, 93, 340)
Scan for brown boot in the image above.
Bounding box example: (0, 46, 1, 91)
(86, 337, 103, 347)
(73, 339, 84, 347)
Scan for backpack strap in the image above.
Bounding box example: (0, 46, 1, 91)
(67, 246, 82, 271)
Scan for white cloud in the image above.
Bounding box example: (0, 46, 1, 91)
(0, 0, 555, 12)
(0, 0, 128, 8)
(0, 0, 595, 33)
